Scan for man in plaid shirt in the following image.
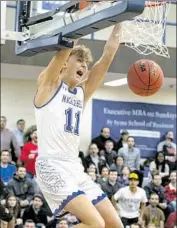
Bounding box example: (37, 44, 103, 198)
(165, 171, 176, 212)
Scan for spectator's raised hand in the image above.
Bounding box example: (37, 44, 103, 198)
(16, 218, 23, 225)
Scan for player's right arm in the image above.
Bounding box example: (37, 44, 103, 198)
(35, 40, 78, 107)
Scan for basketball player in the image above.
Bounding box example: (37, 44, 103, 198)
(34, 24, 123, 228)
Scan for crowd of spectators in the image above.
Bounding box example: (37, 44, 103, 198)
(0, 116, 176, 228)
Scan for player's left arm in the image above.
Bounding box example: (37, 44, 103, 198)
(83, 24, 121, 104)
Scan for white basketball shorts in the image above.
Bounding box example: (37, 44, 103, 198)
(35, 159, 107, 216)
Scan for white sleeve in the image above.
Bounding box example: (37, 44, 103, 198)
(114, 188, 122, 202)
(141, 189, 148, 203)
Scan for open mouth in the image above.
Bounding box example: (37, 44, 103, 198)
(76, 70, 84, 77)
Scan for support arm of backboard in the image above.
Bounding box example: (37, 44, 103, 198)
(15, 0, 145, 56)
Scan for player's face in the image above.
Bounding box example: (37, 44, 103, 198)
(150, 194, 159, 207)
(66, 55, 89, 87)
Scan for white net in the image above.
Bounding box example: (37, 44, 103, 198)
(120, 1, 171, 58)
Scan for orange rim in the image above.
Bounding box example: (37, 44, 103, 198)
(145, 0, 168, 7)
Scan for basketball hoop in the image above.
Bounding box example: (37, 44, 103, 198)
(120, 1, 171, 58)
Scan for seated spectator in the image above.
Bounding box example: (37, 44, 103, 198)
(142, 193, 165, 228)
(85, 143, 104, 174)
(100, 169, 122, 200)
(0, 204, 13, 224)
(157, 131, 176, 152)
(117, 166, 131, 187)
(78, 151, 87, 172)
(92, 127, 116, 151)
(24, 219, 36, 228)
(116, 130, 129, 151)
(56, 219, 69, 228)
(86, 163, 97, 174)
(87, 171, 97, 183)
(165, 171, 176, 212)
(20, 126, 38, 179)
(110, 156, 125, 176)
(13, 119, 25, 150)
(144, 174, 168, 215)
(118, 136, 140, 170)
(23, 194, 48, 226)
(165, 211, 176, 228)
(1, 194, 22, 228)
(158, 132, 176, 171)
(7, 165, 35, 208)
(0, 150, 16, 185)
(97, 167, 109, 185)
(1, 116, 21, 163)
(99, 140, 117, 167)
(0, 179, 8, 200)
(149, 151, 170, 186)
(113, 172, 147, 227)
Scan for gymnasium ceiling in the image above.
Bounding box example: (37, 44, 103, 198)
(1, 39, 176, 79)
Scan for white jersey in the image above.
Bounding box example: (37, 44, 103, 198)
(34, 81, 84, 161)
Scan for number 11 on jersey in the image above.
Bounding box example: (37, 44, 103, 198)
(64, 108, 81, 136)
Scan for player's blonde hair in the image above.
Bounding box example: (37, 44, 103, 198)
(70, 45, 93, 65)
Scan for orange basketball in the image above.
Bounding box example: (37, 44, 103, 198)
(127, 59, 164, 96)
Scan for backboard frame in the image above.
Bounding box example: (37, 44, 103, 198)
(15, 0, 146, 56)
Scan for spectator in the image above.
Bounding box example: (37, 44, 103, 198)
(142, 193, 165, 228)
(165, 171, 176, 212)
(0, 150, 16, 185)
(149, 151, 170, 185)
(144, 174, 168, 213)
(1, 194, 22, 228)
(7, 165, 35, 208)
(116, 130, 129, 151)
(86, 163, 97, 174)
(113, 172, 147, 227)
(20, 126, 38, 179)
(0, 179, 8, 200)
(110, 156, 125, 176)
(165, 211, 176, 228)
(118, 136, 140, 170)
(92, 127, 116, 151)
(87, 171, 97, 183)
(78, 151, 87, 172)
(100, 169, 122, 200)
(97, 167, 109, 185)
(117, 166, 131, 187)
(24, 219, 36, 228)
(1, 116, 21, 163)
(157, 131, 176, 152)
(0, 204, 13, 224)
(66, 214, 78, 227)
(85, 143, 103, 174)
(23, 194, 48, 226)
(99, 140, 117, 167)
(56, 219, 69, 228)
(13, 119, 25, 150)
(158, 132, 176, 171)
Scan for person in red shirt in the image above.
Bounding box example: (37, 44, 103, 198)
(165, 171, 176, 212)
(20, 125, 38, 178)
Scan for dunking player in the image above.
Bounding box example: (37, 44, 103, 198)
(34, 24, 123, 228)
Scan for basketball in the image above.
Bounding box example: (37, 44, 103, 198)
(127, 60, 164, 96)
